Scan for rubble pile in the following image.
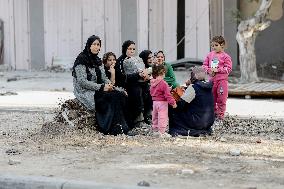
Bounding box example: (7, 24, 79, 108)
(41, 99, 283, 140)
(41, 99, 97, 135)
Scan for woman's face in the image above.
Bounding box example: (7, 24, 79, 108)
(126, 44, 135, 57)
(90, 39, 101, 54)
(147, 53, 154, 66)
(156, 52, 165, 64)
(105, 55, 116, 68)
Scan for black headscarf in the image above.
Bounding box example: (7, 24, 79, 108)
(139, 50, 152, 68)
(115, 40, 135, 88)
(72, 35, 103, 83)
(117, 40, 135, 65)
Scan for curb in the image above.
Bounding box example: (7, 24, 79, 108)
(0, 175, 159, 189)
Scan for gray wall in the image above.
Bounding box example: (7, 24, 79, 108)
(210, 0, 223, 37)
(224, 0, 238, 69)
(211, 0, 238, 69)
(120, 0, 138, 48)
(29, 0, 45, 70)
(0, 19, 3, 65)
(255, 15, 284, 65)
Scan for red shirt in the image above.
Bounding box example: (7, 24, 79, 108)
(202, 51, 233, 81)
(150, 76, 176, 106)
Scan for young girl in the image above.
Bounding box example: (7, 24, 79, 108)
(150, 64, 177, 136)
(102, 52, 116, 85)
(202, 36, 232, 120)
(102, 52, 128, 95)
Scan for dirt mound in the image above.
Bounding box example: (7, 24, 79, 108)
(41, 99, 97, 135)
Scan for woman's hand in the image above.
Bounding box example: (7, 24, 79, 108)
(103, 83, 114, 91)
(139, 69, 150, 81)
(123, 90, 128, 96)
(185, 79, 191, 86)
(172, 103, 177, 108)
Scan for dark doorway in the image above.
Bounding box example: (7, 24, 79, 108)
(177, 0, 185, 59)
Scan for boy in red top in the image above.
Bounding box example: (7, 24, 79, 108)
(203, 36, 232, 120)
(150, 64, 177, 136)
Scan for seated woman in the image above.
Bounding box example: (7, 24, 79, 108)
(169, 66, 215, 137)
(155, 50, 179, 89)
(115, 40, 152, 128)
(139, 50, 154, 69)
(72, 35, 128, 135)
(139, 50, 154, 124)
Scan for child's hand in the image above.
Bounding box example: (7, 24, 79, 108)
(172, 104, 177, 108)
(208, 69, 216, 77)
(211, 68, 218, 73)
(108, 64, 115, 74)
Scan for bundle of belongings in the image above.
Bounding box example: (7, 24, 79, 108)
(123, 56, 152, 82)
(171, 86, 185, 101)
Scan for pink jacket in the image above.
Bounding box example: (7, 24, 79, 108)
(202, 51, 232, 81)
(150, 76, 176, 106)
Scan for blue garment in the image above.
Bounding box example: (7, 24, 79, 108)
(169, 80, 215, 136)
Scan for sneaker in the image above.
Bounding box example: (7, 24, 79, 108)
(152, 132, 172, 138)
(135, 121, 151, 129)
(127, 129, 138, 136)
(152, 131, 161, 137)
(214, 119, 223, 126)
(160, 133, 172, 138)
(144, 117, 152, 125)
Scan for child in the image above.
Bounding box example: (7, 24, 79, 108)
(202, 36, 232, 120)
(102, 52, 128, 95)
(154, 50, 179, 89)
(150, 64, 177, 136)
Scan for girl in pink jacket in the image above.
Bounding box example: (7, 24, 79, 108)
(150, 64, 177, 135)
(203, 36, 232, 120)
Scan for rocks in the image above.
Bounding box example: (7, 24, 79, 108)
(220, 137, 227, 142)
(0, 91, 18, 96)
(229, 149, 241, 156)
(178, 169, 195, 175)
(8, 159, 21, 165)
(245, 95, 251, 99)
(6, 77, 18, 82)
(6, 149, 21, 155)
(137, 180, 150, 187)
(256, 139, 262, 143)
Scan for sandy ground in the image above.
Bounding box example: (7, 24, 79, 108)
(0, 70, 284, 188)
(0, 111, 283, 189)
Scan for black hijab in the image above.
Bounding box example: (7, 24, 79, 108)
(72, 35, 103, 83)
(117, 40, 135, 66)
(115, 40, 135, 87)
(139, 50, 152, 68)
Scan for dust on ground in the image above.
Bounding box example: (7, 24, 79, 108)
(0, 109, 283, 189)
